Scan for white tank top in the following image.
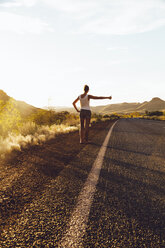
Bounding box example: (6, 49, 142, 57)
(79, 94, 90, 111)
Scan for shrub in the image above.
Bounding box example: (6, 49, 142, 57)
(0, 123, 78, 157)
(0, 98, 22, 137)
(147, 111, 163, 116)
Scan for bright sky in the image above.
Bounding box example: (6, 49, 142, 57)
(0, 0, 165, 108)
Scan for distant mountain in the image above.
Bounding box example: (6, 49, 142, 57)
(55, 97, 165, 114)
(136, 97, 165, 112)
(1, 90, 164, 116)
(91, 102, 141, 114)
(51, 106, 74, 113)
(0, 90, 40, 117)
(91, 97, 165, 114)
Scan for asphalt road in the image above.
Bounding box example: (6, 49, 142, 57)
(83, 119, 165, 248)
(0, 119, 165, 247)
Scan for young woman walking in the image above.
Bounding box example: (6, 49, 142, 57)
(73, 85, 112, 144)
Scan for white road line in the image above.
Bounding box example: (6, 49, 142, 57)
(58, 121, 118, 248)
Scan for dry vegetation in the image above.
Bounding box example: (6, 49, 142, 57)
(144, 110, 165, 120)
(109, 110, 165, 121)
(0, 100, 111, 157)
(0, 98, 164, 157)
(0, 100, 80, 157)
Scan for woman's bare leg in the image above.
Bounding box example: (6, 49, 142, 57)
(85, 118, 90, 142)
(80, 118, 85, 143)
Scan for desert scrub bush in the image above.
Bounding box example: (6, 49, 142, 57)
(147, 111, 163, 116)
(30, 109, 57, 125)
(63, 113, 79, 126)
(0, 123, 78, 158)
(30, 109, 79, 126)
(109, 113, 120, 120)
(91, 113, 103, 122)
(143, 110, 165, 120)
(18, 121, 38, 136)
(0, 98, 22, 137)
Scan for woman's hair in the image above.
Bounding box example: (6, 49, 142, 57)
(84, 85, 89, 93)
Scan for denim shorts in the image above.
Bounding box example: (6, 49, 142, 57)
(80, 109, 91, 119)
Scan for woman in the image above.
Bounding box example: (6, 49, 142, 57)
(72, 85, 112, 144)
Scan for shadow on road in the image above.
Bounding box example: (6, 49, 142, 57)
(0, 120, 112, 241)
(98, 159, 165, 240)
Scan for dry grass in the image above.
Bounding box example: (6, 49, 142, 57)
(143, 115, 165, 121)
(0, 122, 78, 158)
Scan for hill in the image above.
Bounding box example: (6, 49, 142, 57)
(0, 90, 40, 117)
(91, 97, 165, 114)
(91, 102, 141, 114)
(136, 97, 165, 112)
(56, 97, 165, 114)
(1, 90, 164, 115)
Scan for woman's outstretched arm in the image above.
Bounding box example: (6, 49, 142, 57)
(89, 95, 112, 100)
(72, 97, 80, 112)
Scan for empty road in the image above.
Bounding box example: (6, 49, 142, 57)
(0, 119, 165, 247)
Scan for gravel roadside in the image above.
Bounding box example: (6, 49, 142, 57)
(0, 120, 114, 247)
